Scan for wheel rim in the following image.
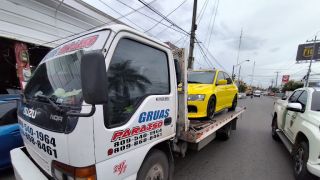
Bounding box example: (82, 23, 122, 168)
(208, 100, 215, 119)
(145, 163, 164, 180)
(294, 147, 304, 175)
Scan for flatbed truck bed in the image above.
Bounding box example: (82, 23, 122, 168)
(179, 107, 245, 150)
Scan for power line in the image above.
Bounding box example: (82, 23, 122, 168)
(138, 0, 190, 36)
(196, 0, 209, 25)
(116, 0, 189, 36)
(144, 0, 187, 33)
(29, 0, 158, 49)
(196, 39, 227, 71)
(195, 43, 215, 68)
(98, 0, 148, 32)
(206, 0, 219, 50)
(203, 0, 216, 46)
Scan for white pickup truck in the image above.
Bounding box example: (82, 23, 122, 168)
(272, 87, 320, 180)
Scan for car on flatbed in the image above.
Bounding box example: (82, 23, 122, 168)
(272, 87, 320, 180)
(187, 70, 238, 119)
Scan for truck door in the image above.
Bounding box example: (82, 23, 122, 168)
(284, 90, 303, 141)
(285, 90, 307, 141)
(93, 32, 176, 179)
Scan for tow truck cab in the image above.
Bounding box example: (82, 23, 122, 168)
(11, 25, 178, 180)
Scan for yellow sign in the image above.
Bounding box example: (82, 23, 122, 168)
(303, 47, 313, 58)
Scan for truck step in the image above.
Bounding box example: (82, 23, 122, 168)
(276, 129, 293, 153)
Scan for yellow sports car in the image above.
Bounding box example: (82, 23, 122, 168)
(187, 70, 238, 119)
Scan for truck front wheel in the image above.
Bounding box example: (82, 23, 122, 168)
(137, 149, 169, 180)
(271, 116, 279, 141)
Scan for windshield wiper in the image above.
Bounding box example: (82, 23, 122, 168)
(188, 81, 201, 84)
(35, 94, 64, 112)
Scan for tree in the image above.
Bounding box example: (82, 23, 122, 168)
(108, 60, 151, 100)
(282, 80, 303, 92)
(238, 83, 247, 93)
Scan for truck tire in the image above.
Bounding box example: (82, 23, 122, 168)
(293, 141, 315, 180)
(137, 149, 169, 180)
(207, 96, 216, 120)
(217, 123, 232, 140)
(228, 95, 237, 111)
(271, 116, 280, 141)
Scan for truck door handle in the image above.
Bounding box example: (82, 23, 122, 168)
(164, 117, 172, 126)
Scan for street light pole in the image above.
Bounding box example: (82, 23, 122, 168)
(232, 59, 249, 81)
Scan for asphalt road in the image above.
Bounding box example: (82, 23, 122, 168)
(174, 96, 294, 180)
(1, 96, 294, 180)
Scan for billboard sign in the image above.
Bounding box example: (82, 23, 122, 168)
(282, 75, 290, 84)
(296, 42, 320, 61)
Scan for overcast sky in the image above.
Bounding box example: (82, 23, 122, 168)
(83, 0, 320, 88)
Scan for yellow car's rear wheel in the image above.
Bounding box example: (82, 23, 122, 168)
(207, 96, 216, 120)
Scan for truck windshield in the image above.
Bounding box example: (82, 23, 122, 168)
(188, 71, 215, 84)
(311, 91, 320, 111)
(24, 52, 82, 107)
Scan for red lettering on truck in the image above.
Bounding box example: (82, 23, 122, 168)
(111, 121, 163, 142)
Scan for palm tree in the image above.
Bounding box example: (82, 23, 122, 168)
(108, 60, 151, 112)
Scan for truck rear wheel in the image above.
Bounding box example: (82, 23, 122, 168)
(137, 149, 169, 180)
(293, 141, 315, 180)
(217, 123, 232, 140)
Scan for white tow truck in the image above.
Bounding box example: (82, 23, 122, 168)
(11, 25, 245, 180)
(272, 87, 320, 180)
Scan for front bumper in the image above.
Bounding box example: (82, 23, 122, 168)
(10, 147, 48, 180)
(187, 100, 208, 118)
(307, 162, 320, 177)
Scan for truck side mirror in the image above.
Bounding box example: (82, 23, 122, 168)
(81, 52, 108, 105)
(281, 95, 287, 100)
(174, 59, 182, 85)
(287, 103, 303, 112)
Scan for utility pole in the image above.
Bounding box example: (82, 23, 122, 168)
(271, 79, 274, 88)
(187, 0, 197, 69)
(275, 71, 280, 87)
(250, 60, 255, 87)
(236, 28, 243, 65)
(238, 65, 241, 82)
(305, 35, 319, 87)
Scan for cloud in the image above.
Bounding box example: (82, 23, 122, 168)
(226, 35, 266, 51)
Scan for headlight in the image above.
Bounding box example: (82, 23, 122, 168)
(188, 94, 205, 101)
(52, 161, 96, 180)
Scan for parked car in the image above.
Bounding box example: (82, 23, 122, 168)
(0, 94, 23, 170)
(272, 87, 320, 180)
(238, 93, 246, 99)
(253, 90, 262, 97)
(187, 70, 238, 119)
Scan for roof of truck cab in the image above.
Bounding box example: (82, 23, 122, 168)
(56, 24, 170, 50)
